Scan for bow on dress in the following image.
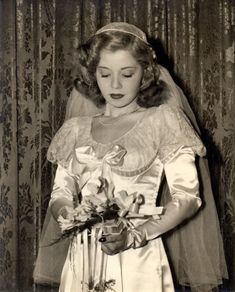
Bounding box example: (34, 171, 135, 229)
(75, 144, 126, 197)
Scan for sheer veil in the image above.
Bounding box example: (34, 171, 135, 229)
(158, 66, 228, 288)
(33, 65, 228, 289)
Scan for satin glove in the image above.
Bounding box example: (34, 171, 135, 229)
(100, 220, 147, 255)
(100, 227, 131, 255)
(134, 147, 202, 241)
(49, 165, 78, 221)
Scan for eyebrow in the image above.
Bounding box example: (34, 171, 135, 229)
(97, 66, 137, 70)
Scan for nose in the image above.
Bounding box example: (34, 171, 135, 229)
(111, 74, 122, 89)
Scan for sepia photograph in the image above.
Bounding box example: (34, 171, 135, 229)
(0, 0, 234, 291)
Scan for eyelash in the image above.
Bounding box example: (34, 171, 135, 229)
(100, 74, 134, 78)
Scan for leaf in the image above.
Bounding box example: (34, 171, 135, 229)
(24, 108, 32, 124)
(42, 51, 50, 60)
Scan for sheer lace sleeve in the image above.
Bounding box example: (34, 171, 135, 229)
(47, 117, 86, 169)
(157, 105, 206, 164)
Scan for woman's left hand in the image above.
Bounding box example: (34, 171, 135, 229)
(100, 227, 133, 255)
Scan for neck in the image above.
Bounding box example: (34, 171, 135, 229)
(104, 101, 141, 117)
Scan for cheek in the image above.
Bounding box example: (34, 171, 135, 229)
(128, 77, 143, 93)
(132, 70, 144, 87)
(96, 78, 106, 92)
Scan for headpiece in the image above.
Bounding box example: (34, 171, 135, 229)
(95, 22, 149, 45)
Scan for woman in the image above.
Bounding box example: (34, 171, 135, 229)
(34, 23, 227, 292)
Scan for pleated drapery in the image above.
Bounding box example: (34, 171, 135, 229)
(0, 0, 234, 291)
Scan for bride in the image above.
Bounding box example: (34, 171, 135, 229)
(34, 22, 227, 292)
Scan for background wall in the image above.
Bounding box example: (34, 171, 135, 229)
(0, 0, 234, 291)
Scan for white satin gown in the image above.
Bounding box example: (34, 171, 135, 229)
(47, 105, 206, 292)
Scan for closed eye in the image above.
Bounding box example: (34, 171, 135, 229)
(101, 74, 110, 78)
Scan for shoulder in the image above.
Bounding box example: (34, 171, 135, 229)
(51, 116, 91, 144)
(60, 116, 90, 132)
(142, 104, 179, 126)
(145, 104, 191, 127)
(150, 104, 181, 116)
(148, 105, 206, 160)
(47, 116, 91, 167)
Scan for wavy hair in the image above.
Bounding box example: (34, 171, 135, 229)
(73, 31, 169, 108)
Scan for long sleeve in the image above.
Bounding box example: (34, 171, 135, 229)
(49, 165, 79, 220)
(136, 146, 202, 242)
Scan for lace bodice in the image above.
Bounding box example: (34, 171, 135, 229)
(48, 105, 205, 174)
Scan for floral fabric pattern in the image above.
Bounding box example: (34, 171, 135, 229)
(0, 0, 234, 291)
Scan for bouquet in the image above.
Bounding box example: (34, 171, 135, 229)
(56, 178, 123, 241)
(52, 177, 146, 292)
(53, 176, 148, 244)
(51, 176, 162, 291)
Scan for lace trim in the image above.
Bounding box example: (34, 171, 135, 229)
(111, 152, 159, 177)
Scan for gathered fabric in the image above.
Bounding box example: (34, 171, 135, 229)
(59, 229, 174, 292)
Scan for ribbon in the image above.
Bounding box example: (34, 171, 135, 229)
(75, 145, 126, 168)
(115, 190, 164, 220)
(75, 145, 126, 198)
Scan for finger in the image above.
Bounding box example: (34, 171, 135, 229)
(102, 240, 124, 248)
(66, 209, 76, 220)
(59, 207, 74, 219)
(101, 241, 125, 255)
(101, 244, 120, 255)
(99, 235, 124, 243)
(103, 233, 126, 243)
(99, 236, 107, 243)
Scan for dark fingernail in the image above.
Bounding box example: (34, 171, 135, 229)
(99, 237, 106, 243)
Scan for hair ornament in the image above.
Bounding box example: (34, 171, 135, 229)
(150, 47, 157, 60)
(95, 22, 149, 45)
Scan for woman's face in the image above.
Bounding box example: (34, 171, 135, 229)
(95, 49, 143, 108)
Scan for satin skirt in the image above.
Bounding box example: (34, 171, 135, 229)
(59, 229, 174, 292)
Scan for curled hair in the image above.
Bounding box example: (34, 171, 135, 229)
(73, 31, 169, 108)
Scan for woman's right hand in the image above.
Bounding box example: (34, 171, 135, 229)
(57, 206, 75, 220)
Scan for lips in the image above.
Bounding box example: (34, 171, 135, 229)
(110, 94, 124, 99)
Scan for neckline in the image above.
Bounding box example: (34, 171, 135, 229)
(98, 106, 143, 126)
(89, 108, 149, 146)
(104, 102, 141, 117)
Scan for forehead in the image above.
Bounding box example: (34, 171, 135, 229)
(98, 49, 139, 67)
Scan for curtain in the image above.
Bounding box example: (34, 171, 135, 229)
(0, 0, 234, 291)
(0, 0, 59, 290)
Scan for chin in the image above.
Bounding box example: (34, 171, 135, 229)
(112, 103, 131, 109)
(112, 103, 129, 108)
(108, 99, 136, 108)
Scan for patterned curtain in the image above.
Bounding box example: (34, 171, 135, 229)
(0, 0, 234, 291)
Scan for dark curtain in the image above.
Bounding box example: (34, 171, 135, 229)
(0, 0, 234, 291)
